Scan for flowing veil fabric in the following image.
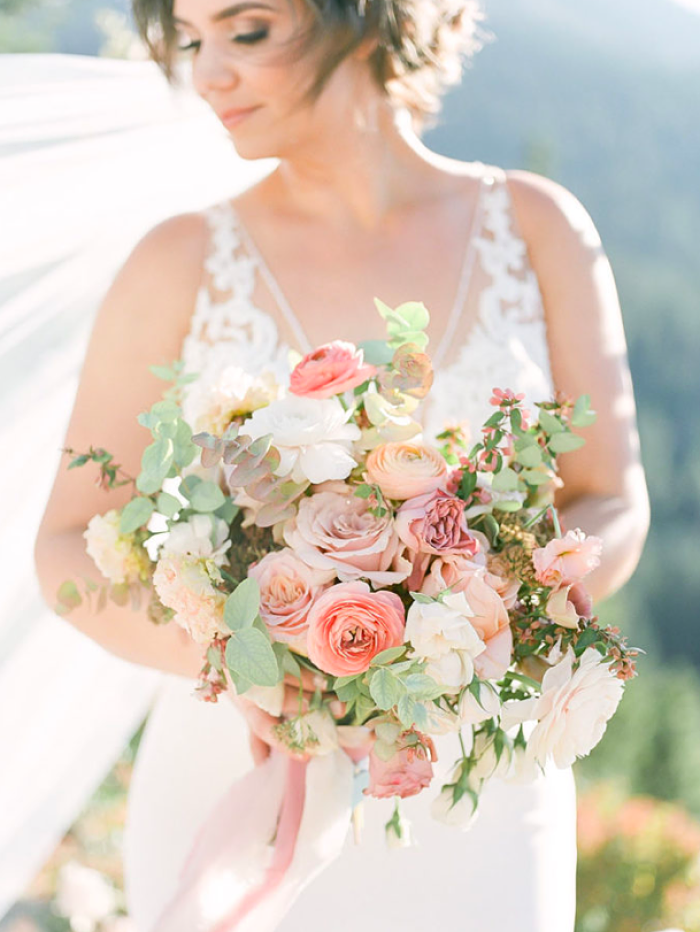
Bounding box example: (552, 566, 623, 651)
(0, 53, 276, 918)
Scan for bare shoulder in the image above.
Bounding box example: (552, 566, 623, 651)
(504, 169, 603, 255)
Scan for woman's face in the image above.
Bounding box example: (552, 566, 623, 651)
(171, 0, 374, 161)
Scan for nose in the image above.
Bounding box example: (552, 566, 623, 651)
(191, 42, 240, 98)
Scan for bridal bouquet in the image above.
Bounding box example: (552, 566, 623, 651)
(60, 298, 639, 839)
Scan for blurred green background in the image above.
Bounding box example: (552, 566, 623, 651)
(2, 0, 699, 929)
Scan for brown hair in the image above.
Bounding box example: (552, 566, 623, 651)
(132, 0, 486, 133)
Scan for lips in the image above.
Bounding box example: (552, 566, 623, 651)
(219, 106, 260, 127)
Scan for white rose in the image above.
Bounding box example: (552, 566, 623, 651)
(459, 681, 502, 726)
(469, 730, 512, 784)
(424, 652, 476, 694)
(502, 647, 624, 770)
(84, 510, 149, 585)
(406, 592, 485, 660)
(431, 774, 479, 831)
(161, 514, 230, 566)
(56, 862, 116, 932)
(386, 809, 415, 849)
(241, 395, 360, 485)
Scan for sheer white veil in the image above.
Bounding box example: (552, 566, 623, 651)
(0, 52, 277, 916)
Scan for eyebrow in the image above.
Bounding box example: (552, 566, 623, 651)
(173, 2, 274, 25)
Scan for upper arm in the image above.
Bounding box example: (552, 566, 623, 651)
(37, 211, 208, 539)
(506, 169, 649, 517)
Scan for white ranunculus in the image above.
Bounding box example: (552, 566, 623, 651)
(161, 514, 231, 566)
(431, 775, 479, 831)
(502, 647, 624, 770)
(242, 395, 361, 484)
(56, 862, 116, 932)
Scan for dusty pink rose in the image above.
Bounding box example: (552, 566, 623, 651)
(365, 730, 437, 800)
(306, 581, 405, 676)
(365, 441, 448, 501)
(247, 549, 334, 649)
(422, 556, 512, 679)
(533, 529, 603, 589)
(289, 340, 376, 399)
(396, 489, 479, 589)
(283, 488, 407, 586)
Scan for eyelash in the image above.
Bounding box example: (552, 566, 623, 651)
(177, 28, 269, 53)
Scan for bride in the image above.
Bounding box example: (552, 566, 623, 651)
(34, 0, 650, 928)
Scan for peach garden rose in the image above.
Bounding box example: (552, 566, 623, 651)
(365, 441, 448, 501)
(306, 581, 405, 676)
(365, 729, 437, 800)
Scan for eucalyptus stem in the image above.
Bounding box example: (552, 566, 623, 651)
(549, 504, 563, 539)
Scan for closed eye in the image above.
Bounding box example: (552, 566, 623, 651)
(177, 28, 269, 52)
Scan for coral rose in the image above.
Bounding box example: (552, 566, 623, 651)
(289, 340, 376, 399)
(306, 581, 405, 676)
(247, 549, 334, 650)
(365, 730, 436, 799)
(532, 529, 602, 589)
(283, 488, 407, 586)
(365, 441, 448, 501)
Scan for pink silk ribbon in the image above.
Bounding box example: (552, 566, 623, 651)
(152, 743, 358, 932)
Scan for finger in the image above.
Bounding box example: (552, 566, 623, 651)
(244, 703, 310, 762)
(283, 668, 329, 693)
(282, 685, 310, 716)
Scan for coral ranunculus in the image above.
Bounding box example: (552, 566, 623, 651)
(365, 441, 448, 501)
(289, 340, 376, 399)
(306, 581, 405, 676)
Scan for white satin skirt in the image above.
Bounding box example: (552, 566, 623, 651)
(124, 676, 577, 932)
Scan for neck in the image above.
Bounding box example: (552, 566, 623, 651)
(267, 101, 446, 233)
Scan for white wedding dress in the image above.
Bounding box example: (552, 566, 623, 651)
(124, 163, 578, 931)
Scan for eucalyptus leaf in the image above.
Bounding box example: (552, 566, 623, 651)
(180, 474, 203, 499)
(225, 628, 280, 687)
(157, 491, 181, 518)
(537, 409, 565, 434)
(56, 580, 82, 615)
(572, 394, 597, 428)
(357, 339, 394, 366)
(492, 499, 522, 512)
(491, 467, 520, 492)
(136, 437, 174, 493)
(119, 497, 155, 534)
(173, 419, 197, 468)
(215, 498, 239, 524)
(515, 445, 543, 468)
(549, 432, 586, 454)
(190, 480, 226, 513)
(521, 468, 550, 486)
(224, 578, 261, 631)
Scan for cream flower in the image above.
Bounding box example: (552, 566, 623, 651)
(152, 554, 227, 643)
(501, 647, 624, 770)
(242, 395, 360, 484)
(160, 514, 230, 566)
(431, 771, 479, 831)
(188, 366, 280, 435)
(84, 510, 149, 585)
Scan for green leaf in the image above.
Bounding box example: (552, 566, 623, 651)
(573, 626, 599, 656)
(538, 409, 565, 434)
(484, 411, 505, 429)
(393, 300, 430, 331)
(136, 437, 174, 493)
(405, 673, 444, 700)
(354, 484, 374, 500)
(515, 445, 542, 468)
(149, 363, 176, 381)
(119, 497, 155, 534)
(180, 474, 203, 499)
(229, 667, 254, 695)
(190, 480, 226, 513)
(370, 646, 407, 667)
(482, 514, 500, 546)
(412, 702, 429, 730)
(397, 694, 417, 727)
(491, 467, 520, 492)
(157, 491, 181, 518)
(173, 419, 197, 469)
(571, 394, 597, 428)
(357, 340, 395, 366)
(278, 645, 302, 679)
(224, 578, 261, 632)
(521, 469, 550, 486)
(215, 498, 239, 524)
(492, 499, 521, 512)
(225, 628, 280, 687)
(549, 432, 586, 454)
(335, 680, 361, 702)
(56, 580, 82, 615)
(369, 667, 405, 710)
(151, 400, 180, 423)
(353, 693, 376, 724)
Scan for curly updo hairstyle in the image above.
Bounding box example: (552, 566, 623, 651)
(132, 0, 486, 133)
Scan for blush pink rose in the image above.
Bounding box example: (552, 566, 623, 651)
(533, 529, 603, 589)
(247, 549, 334, 650)
(306, 581, 405, 676)
(289, 341, 376, 399)
(396, 489, 480, 589)
(283, 488, 407, 586)
(421, 556, 512, 680)
(365, 730, 437, 800)
(365, 441, 448, 501)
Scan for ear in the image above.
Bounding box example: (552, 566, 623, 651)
(352, 32, 380, 62)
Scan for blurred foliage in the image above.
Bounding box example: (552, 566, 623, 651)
(576, 783, 700, 932)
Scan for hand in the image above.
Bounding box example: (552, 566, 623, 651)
(231, 667, 345, 766)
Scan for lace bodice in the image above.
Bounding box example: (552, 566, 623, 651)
(181, 164, 554, 440)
